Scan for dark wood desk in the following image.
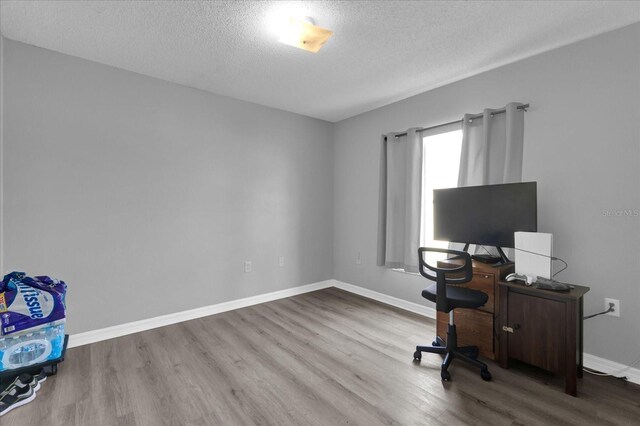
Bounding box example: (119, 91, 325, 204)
(498, 280, 590, 396)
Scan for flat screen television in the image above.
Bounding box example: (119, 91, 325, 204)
(433, 182, 537, 263)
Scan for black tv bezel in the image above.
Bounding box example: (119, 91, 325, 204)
(432, 181, 538, 249)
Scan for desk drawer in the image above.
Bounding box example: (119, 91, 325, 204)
(467, 273, 495, 313)
(437, 309, 494, 360)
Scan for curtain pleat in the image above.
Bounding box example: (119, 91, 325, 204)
(458, 102, 525, 187)
(456, 102, 526, 255)
(377, 128, 423, 272)
(503, 103, 525, 183)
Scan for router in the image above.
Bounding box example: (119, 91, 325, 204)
(514, 232, 553, 279)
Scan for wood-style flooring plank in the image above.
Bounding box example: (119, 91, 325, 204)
(3, 287, 639, 425)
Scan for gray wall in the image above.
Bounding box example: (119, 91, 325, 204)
(3, 23, 639, 366)
(333, 23, 640, 365)
(0, 36, 4, 275)
(2, 39, 334, 334)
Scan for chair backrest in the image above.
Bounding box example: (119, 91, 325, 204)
(417, 247, 473, 312)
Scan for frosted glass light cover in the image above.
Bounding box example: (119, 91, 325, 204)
(278, 17, 333, 53)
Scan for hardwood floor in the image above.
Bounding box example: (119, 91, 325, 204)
(4, 287, 640, 425)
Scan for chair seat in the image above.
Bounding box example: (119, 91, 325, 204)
(422, 284, 488, 310)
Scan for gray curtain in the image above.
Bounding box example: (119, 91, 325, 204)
(377, 128, 422, 272)
(458, 102, 525, 187)
(456, 102, 525, 255)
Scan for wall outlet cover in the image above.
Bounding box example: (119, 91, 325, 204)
(604, 298, 620, 317)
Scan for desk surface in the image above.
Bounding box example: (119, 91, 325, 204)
(499, 280, 590, 300)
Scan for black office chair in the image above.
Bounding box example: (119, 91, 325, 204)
(413, 247, 492, 381)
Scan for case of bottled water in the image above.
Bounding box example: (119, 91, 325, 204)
(0, 322, 65, 373)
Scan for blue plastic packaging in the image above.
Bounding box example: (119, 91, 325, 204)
(0, 322, 65, 372)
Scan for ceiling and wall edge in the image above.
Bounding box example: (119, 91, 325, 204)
(2, 1, 638, 122)
(2, 21, 639, 125)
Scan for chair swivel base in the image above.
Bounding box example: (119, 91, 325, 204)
(413, 332, 492, 382)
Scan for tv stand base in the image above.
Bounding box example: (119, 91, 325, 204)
(462, 244, 511, 265)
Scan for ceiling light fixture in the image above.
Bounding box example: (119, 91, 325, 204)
(277, 17, 333, 53)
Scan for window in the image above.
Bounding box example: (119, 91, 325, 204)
(420, 129, 463, 261)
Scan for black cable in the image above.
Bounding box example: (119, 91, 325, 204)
(584, 303, 615, 320)
(478, 245, 569, 277)
(552, 258, 568, 277)
(583, 366, 628, 380)
(511, 246, 569, 277)
(583, 352, 640, 377)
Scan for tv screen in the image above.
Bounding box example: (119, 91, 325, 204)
(433, 182, 537, 248)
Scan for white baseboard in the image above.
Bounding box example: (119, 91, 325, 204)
(68, 280, 333, 348)
(68, 278, 640, 386)
(332, 280, 437, 319)
(333, 280, 640, 386)
(583, 353, 640, 385)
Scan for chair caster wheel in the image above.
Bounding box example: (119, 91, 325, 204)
(441, 370, 451, 381)
(432, 340, 440, 347)
(481, 369, 492, 381)
(413, 351, 422, 362)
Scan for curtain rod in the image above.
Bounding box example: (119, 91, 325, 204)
(388, 104, 529, 139)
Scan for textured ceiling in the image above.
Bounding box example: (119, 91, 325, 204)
(1, 1, 639, 122)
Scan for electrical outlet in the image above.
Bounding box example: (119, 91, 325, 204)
(279, 256, 285, 267)
(356, 252, 362, 265)
(244, 261, 252, 273)
(604, 298, 620, 317)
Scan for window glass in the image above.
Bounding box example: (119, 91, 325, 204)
(420, 129, 463, 263)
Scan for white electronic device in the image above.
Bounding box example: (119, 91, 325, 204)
(514, 232, 553, 279)
(505, 273, 534, 286)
